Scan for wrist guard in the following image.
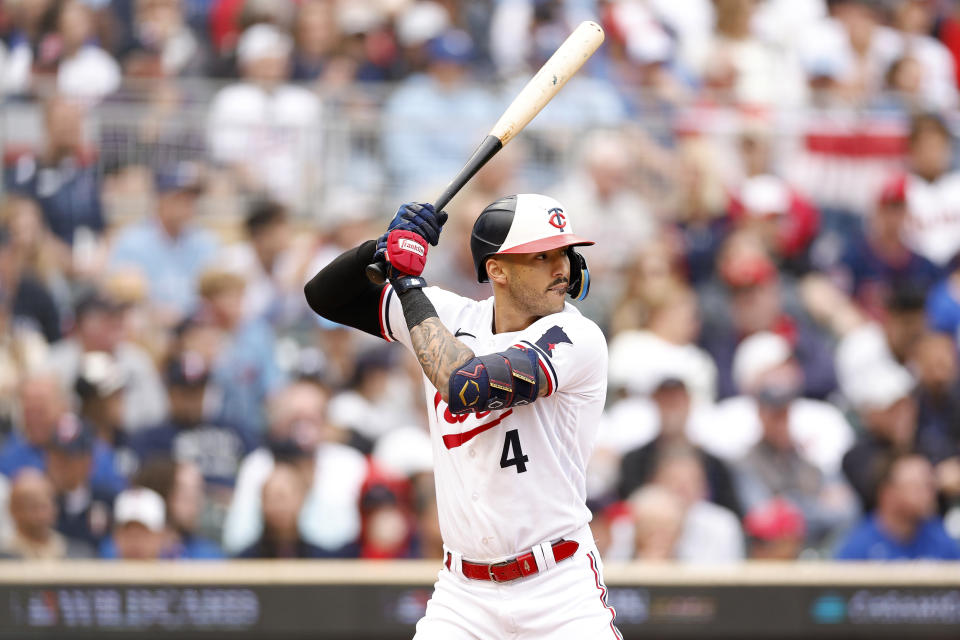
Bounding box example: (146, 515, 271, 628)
(448, 346, 540, 414)
(391, 274, 427, 295)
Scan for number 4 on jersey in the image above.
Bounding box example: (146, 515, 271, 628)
(500, 429, 529, 473)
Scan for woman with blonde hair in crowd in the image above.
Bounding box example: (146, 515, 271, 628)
(0, 194, 72, 316)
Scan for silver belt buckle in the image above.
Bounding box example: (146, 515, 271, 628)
(487, 560, 512, 583)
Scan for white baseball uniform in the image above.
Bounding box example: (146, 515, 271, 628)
(906, 171, 960, 267)
(378, 285, 620, 639)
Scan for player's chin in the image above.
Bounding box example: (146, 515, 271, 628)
(545, 287, 566, 310)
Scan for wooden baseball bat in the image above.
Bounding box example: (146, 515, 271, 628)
(366, 20, 605, 284)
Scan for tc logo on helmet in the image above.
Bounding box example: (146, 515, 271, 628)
(547, 207, 567, 230)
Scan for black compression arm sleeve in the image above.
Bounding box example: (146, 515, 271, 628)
(303, 240, 385, 338)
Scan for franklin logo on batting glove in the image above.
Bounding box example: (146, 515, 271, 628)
(387, 230, 429, 276)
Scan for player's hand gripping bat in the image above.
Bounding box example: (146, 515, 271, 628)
(365, 20, 605, 284)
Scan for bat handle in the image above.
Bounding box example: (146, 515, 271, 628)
(365, 261, 387, 285)
(364, 135, 504, 285)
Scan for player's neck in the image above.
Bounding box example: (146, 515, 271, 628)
(492, 298, 540, 334)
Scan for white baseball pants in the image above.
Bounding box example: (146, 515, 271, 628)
(413, 526, 622, 640)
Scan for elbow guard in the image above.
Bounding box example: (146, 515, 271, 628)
(448, 346, 540, 414)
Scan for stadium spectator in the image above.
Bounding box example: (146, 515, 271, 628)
(629, 484, 685, 561)
(910, 332, 960, 458)
(48, 287, 168, 431)
(842, 360, 919, 507)
(130, 352, 255, 504)
(744, 497, 807, 561)
(0, 254, 49, 431)
(207, 23, 321, 209)
(646, 446, 745, 563)
(889, 0, 958, 110)
(667, 139, 730, 287)
(108, 161, 219, 325)
(45, 0, 122, 101)
(328, 345, 418, 454)
(608, 242, 687, 336)
(110, 486, 167, 560)
(368, 425, 435, 558)
(905, 113, 960, 268)
(835, 453, 960, 560)
(873, 54, 928, 114)
(217, 200, 309, 326)
(701, 236, 837, 400)
(0, 225, 62, 344)
(358, 474, 417, 559)
(0, 468, 94, 559)
(45, 413, 116, 549)
(290, 0, 339, 82)
(222, 380, 366, 555)
(74, 350, 136, 488)
(382, 29, 497, 194)
(799, 0, 901, 105)
(4, 94, 104, 248)
(606, 0, 688, 124)
(609, 281, 717, 406)
(727, 173, 821, 277)
(725, 335, 858, 547)
(235, 463, 344, 559)
(835, 285, 927, 408)
(692, 0, 807, 107)
(106, 457, 223, 559)
(0, 373, 67, 477)
(196, 268, 286, 436)
(0, 194, 71, 313)
(120, 0, 208, 77)
(843, 354, 960, 510)
(694, 332, 855, 477)
(616, 368, 741, 517)
(832, 173, 941, 318)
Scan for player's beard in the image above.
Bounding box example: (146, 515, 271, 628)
(505, 274, 567, 319)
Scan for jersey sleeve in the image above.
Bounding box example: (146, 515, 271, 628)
(378, 285, 477, 351)
(515, 311, 608, 397)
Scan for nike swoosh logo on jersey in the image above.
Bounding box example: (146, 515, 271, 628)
(454, 328, 476, 339)
(442, 410, 513, 449)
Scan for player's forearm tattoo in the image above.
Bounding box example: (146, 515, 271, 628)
(410, 317, 475, 400)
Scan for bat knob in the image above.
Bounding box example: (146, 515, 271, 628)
(365, 262, 387, 285)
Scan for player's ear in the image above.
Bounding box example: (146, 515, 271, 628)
(486, 257, 508, 285)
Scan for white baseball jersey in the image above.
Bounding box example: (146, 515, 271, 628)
(379, 285, 608, 561)
(906, 171, 960, 266)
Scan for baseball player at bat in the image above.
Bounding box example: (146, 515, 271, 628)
(305, 194, 620, 639)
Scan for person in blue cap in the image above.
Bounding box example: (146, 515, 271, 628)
(382, 29, 498, 193)
(45, 412, 118, 550)
(107, 161, 219, 327)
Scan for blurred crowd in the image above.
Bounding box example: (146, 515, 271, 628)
(1, 0, 960, 564)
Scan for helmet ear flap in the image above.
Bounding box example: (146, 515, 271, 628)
(566, 248, 590, 301)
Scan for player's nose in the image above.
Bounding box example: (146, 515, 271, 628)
(550, 250, 569, 279)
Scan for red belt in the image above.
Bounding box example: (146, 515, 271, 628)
(446, 539, 579, 583)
